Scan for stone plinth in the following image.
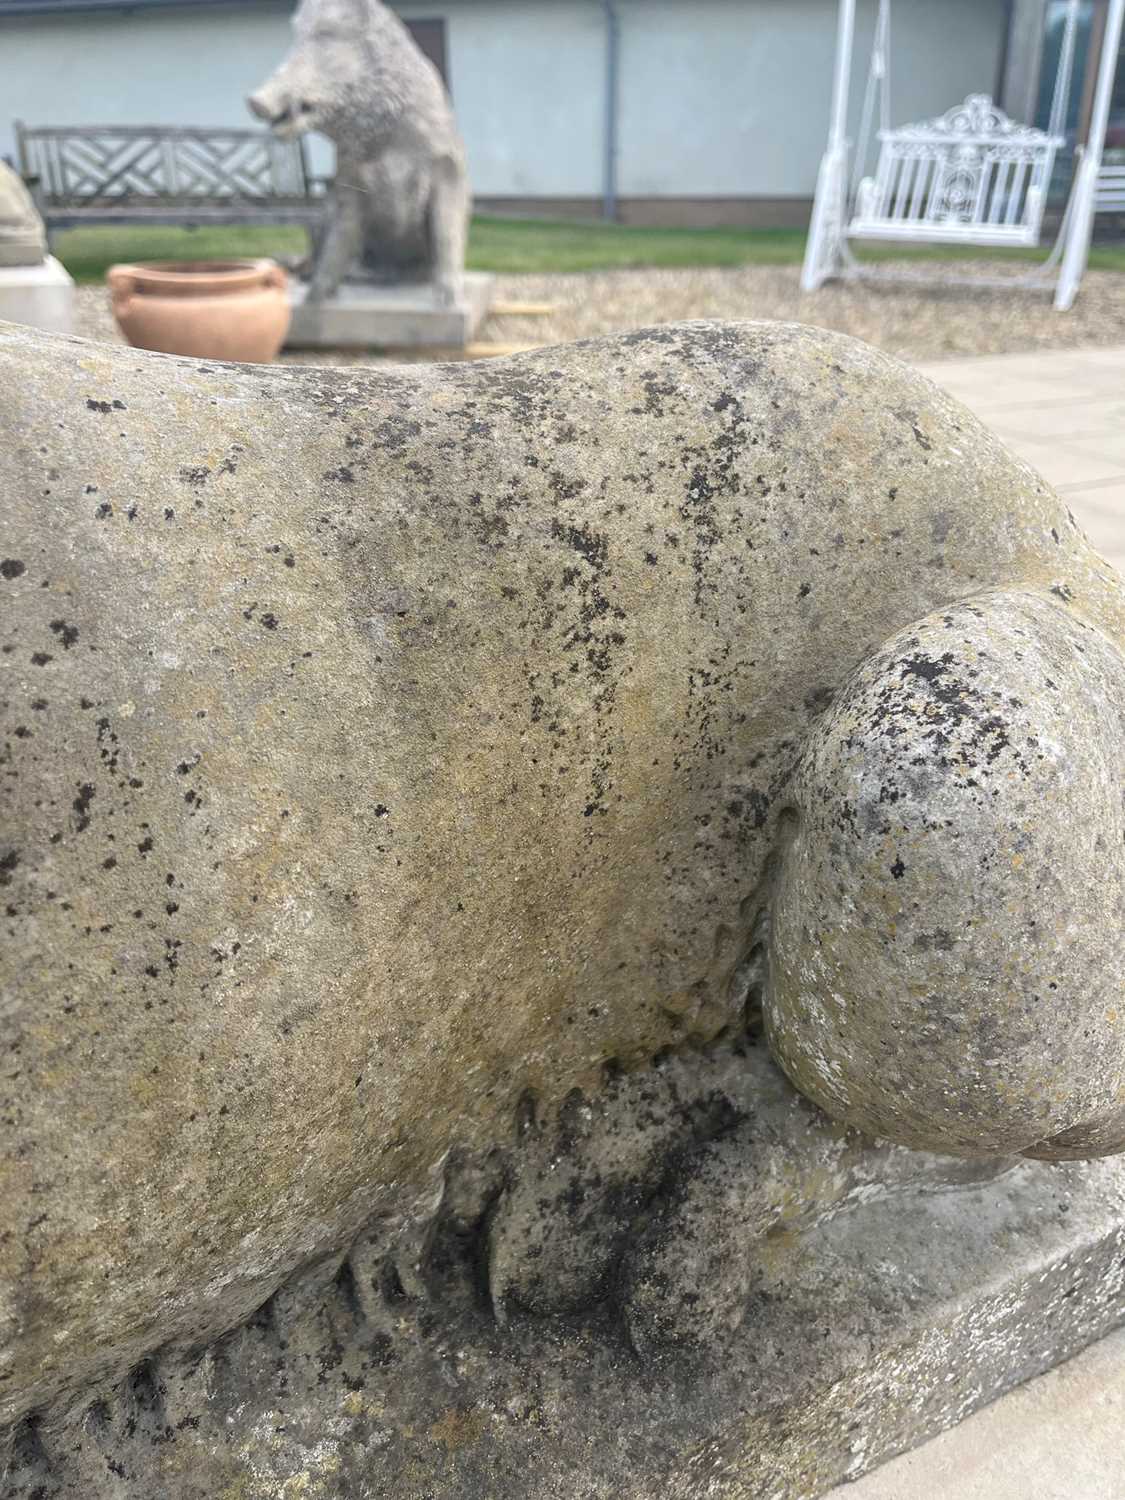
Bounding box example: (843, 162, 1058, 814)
(0, 257, 75, 335)
(285, 272, 494, 349)
(5, 1042, 1125, 1498)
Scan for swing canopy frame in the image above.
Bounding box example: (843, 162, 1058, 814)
(801, 0, 1125, 311)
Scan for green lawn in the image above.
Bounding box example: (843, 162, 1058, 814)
(52, 214, 1125, 283)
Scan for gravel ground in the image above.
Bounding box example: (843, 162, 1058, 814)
(73, 260, 1125, 365)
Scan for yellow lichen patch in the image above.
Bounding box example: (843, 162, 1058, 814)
(429, 1406, 489, 1452)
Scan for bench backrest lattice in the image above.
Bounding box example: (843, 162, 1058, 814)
(848, 94, 1062, 248)
(16, 124, 313, 206)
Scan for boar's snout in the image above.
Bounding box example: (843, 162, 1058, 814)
(247, 89, 278, 123)
(247, 78, 315, 138)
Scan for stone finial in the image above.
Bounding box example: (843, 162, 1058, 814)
(0, 162, 47, 267)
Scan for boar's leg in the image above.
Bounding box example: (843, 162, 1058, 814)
(429, 153, 468, 306)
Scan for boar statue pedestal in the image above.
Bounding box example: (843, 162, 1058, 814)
(4, 317, 1125, 1498)
(248, 0, 493, 349)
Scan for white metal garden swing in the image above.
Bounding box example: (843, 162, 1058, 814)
(802, 0, 1125, 310)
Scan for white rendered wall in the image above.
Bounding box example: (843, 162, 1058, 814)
(0, 0, 1009, 201)
(0, 3, 337, 175)
(617, 0, 1010, 196)
(433, 0, 604, 195)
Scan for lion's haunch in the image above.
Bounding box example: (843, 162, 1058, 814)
(767, 590, 1125, 1159)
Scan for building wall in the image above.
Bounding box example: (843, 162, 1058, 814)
(0, 0, 1011, 212)
(0, 2, 331, 169)
(613, 0, 1009, 197)
(440, 0, 605, 195)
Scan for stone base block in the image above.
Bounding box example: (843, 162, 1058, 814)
(0, 257, 74, 336)
(285, 272, 494, 349)
(8, 1134, 1125, 1497)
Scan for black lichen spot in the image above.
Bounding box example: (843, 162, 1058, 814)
(373, 804, 390, 818)
(0, 559, 26, 580)
(551, 519, 608, 570)
(890, 856, 906, 880)
(324, 466, 355, 484)
(30, 652, 53, 667)
(49, 620, 79, 650)
(259, 613, 279, 631)
(86, 399, 112, 414)
(179, 466, 211, 488)
(95, 502, 113, 520)
(73, 783, 95, 832)
(137, 836, 154, 856)
(102, 856, 117, 870)
(900, 651, 955, 687)
(0, 850, 20, 887)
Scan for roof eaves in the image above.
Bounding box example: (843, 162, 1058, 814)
(0, 0, 286, 15)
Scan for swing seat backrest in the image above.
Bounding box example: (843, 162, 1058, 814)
(848, 94, 1062, 249)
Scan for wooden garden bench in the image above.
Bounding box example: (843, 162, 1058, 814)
(15, 123, 328, 241)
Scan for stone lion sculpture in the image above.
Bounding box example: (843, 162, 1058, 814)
(3, 318, 1125, 1491)
(248, 0, 469, 304)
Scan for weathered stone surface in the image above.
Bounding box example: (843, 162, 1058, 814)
(4, 315, 1125, 1448)
(4, 1041, 1125, 1499)
(248, 0, 469, 305)
(0, 163, 46, 268)
(767, 590, 1125, 1158)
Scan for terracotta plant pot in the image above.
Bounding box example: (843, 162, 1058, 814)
(106, 259, 291, 363)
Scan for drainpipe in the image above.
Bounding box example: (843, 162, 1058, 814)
(602, 0, 620, 221)
(995, 0, 1016, 107)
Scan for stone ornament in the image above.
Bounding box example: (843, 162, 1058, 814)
(248, 0, 469, 304)
(0, 162, 47, 268)
(3, 318, 1125, 1492)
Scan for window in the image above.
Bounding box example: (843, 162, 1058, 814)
(1035, 1, 1095, 138)
(405, 19, 449, 92)
(1036, 1, 1125, 150)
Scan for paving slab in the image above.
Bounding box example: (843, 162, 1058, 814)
(916, 346, 1125, 567)
(825, 1325, 1125, 1500)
